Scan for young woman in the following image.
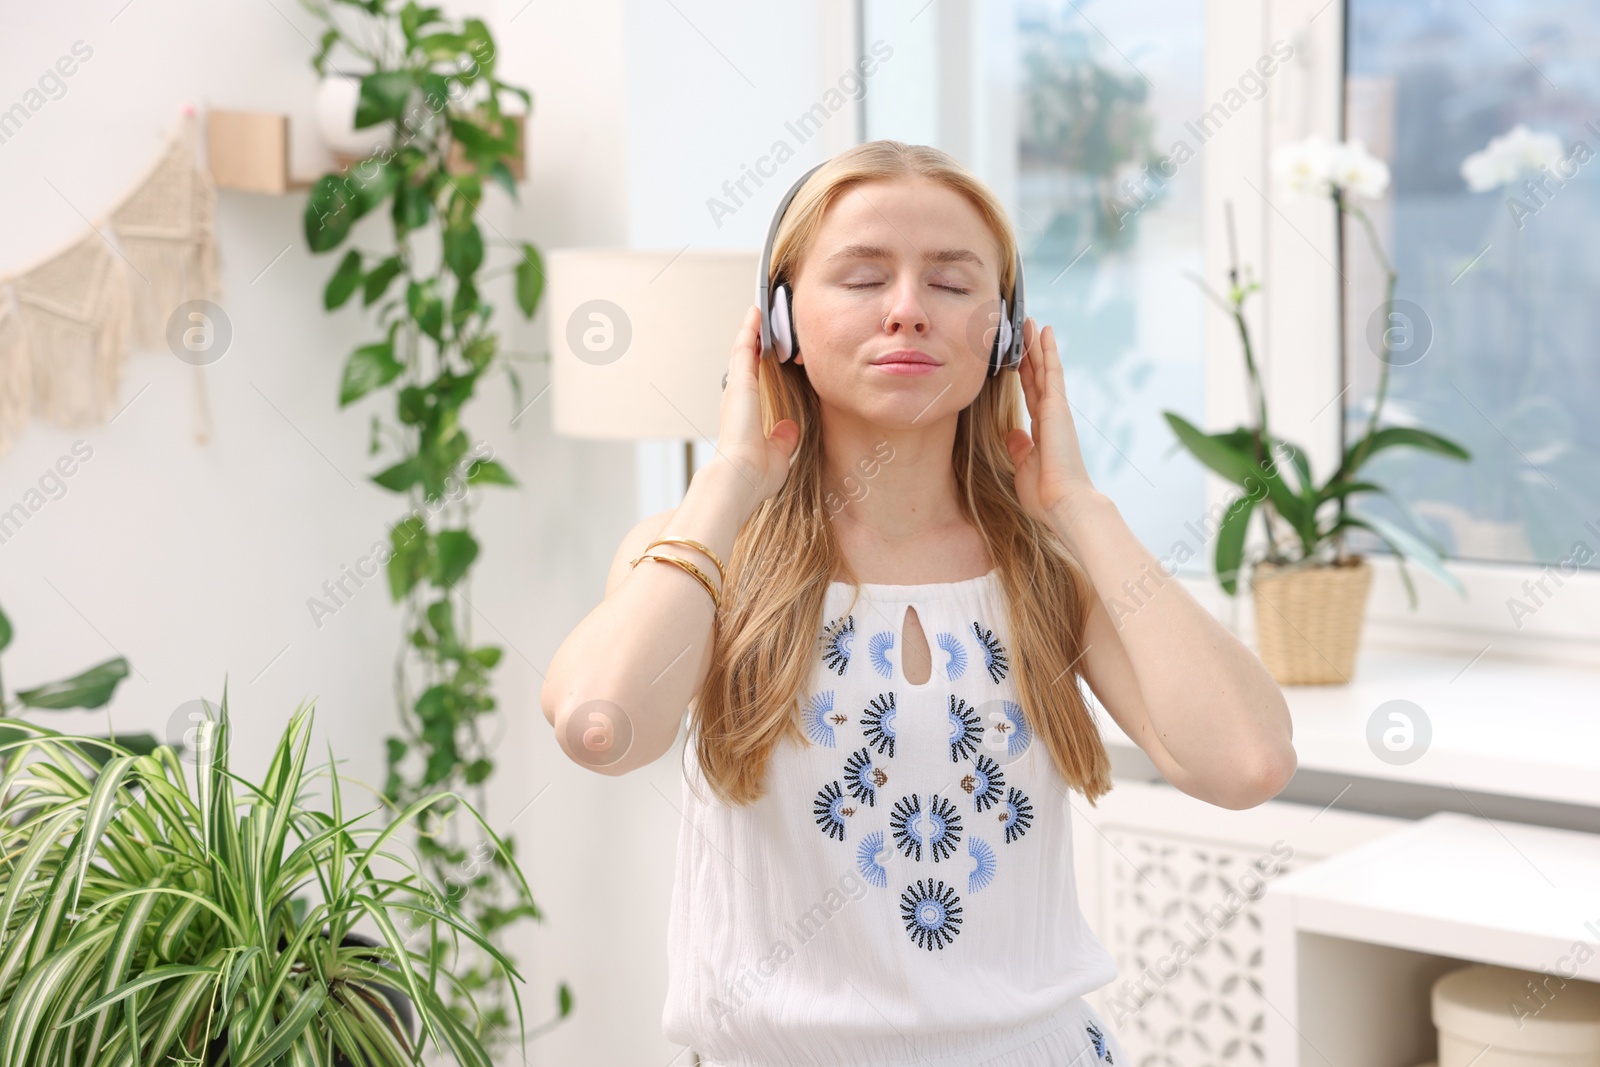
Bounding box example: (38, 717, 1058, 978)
(542, 140, 1296, 1067)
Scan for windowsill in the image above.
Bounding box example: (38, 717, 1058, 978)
(1097, 581, 1600, 813)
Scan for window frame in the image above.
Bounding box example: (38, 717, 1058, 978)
(1253, 0, 1600, 663)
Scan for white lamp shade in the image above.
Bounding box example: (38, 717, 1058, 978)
(547, 248, 758, 440)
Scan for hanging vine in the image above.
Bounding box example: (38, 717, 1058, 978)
(300, 0, 570, 1046)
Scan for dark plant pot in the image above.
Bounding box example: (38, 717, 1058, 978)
(202, 930, 416, 1066)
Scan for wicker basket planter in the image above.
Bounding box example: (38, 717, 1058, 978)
(1250, 556, 1374, 685)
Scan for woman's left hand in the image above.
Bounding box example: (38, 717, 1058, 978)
(1006, 317, 1099, 527)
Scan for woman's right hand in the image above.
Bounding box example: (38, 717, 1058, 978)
(710, 304, 800, 509)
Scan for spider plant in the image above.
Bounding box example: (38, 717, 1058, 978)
(0, 686, 528, 1066)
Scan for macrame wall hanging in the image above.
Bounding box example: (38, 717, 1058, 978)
(0, 109, 220, 461)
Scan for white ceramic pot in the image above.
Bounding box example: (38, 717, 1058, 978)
(313, 75, 392, 158)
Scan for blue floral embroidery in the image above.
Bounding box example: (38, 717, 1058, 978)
(966, 835, 996, 893)
(900, 878, 963, 950)
(860, 692, 897, 758)
(820, 614, 855, 676)
(935, 632, 967, 680)
(802, 690, 841, 747)
(993, 699, 1032, 758)
(971, 621, 1010, 683)
(1086, 1023, 1115, 1063)
(843, 746, 885, 808)
(868, 630, 895, 679)
(857, 830, 888, 888)
(891, 792, 962, 863)
(813, 780, 855, 841)
(961, 754, 1005, 812)
(890, 793, 924, 860)
(947, 696, 983, 763)
(1000, 786, 1034, 844)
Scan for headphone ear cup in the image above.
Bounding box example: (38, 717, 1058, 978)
(771, 285, 798, 362)
(992, 298, 1013, 375)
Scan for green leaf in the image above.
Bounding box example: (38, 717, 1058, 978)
(1163, 413, 1309, 532)
(17, 657, 130, 710)
(466, 459, 516, 487)
(487, 160, 517, 198)
(444, 224, 484, 279)
(463, 334, 497, 370)
(312, 28, 338, 77)
(304, 174, 360, 253)
(1277, 439, 1314, 497)
(233, 983, 328, 1067)
(0, 600, 11, 651)
(448, 116, 498, 156)
(388, 517, 431, 600)
(362, 255, 404, 306)
(401, 1, 445, 44)
(1214, 494, 1257, 597)
(58, 964, 223, 1028)
(371, 459, 421, 492)
(398, 385, 429, 425)
(339, 340, 403, 407)
(1318, 479, 1386, 503)
(408, 281, 444, 343)
(1342, 426, 1471, 475)
(393, 178, 432, 233)
(464, 759, 492, 785)
(324, 250, 363, 310)
(433, 530, 479, 587)
(514, 243, 544, 318)
(354, 71, 412, 129)
(348, 157, 399, 217)
(1338, 509, 1466, 600)
(468, 646, 502, 668)
(417, 31, 468, 60)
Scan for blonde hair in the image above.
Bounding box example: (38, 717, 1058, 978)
(689, 140, 1112, 808)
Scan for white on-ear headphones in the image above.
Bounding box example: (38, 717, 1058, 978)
(756, 158, 1027, 376)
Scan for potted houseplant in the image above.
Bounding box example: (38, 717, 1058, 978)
(1164, 138, 1473, 685)
(0, 687, 529, 1065)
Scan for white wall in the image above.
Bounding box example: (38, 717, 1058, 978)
(0, 1, 854, 1065)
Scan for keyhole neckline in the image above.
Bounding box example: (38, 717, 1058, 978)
(827, 568, 999, 603)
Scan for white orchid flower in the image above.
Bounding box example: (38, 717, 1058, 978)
(1271, 134, 1335, 195)
(1329, 139, 1391, 199)
(1459, 123, 1565, 192)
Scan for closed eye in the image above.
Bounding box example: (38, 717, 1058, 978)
(841, 281, 971, 294)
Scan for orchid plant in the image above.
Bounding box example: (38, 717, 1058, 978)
(1163, 136, 1472, 607)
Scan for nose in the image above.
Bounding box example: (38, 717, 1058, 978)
(881, 273, 929, 337)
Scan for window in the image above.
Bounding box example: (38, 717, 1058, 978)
(863, 0, 1212, 575)
(1343, 0, 1600, 572)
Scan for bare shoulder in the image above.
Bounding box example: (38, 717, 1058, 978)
(604, 508, 678, 598)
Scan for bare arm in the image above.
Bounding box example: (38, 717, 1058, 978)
(1056, 491, 1297, 810)
(540, 304, 800, 776)
(540, 461, 760, 775)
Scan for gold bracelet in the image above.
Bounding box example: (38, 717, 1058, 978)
(629, 552, 720, 610)
(645, 535, 725, 584)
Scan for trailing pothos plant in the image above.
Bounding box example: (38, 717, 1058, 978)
(0, 691, 525, 1066)
(1164, 186, 1473, 608)
(297, 0, 564, 1045)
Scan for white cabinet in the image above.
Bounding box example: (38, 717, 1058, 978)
(1073, 777, 1404, 1065)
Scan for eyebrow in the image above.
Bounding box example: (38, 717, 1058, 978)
(824, 243, 985, 268)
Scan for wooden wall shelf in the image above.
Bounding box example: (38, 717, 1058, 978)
(205, 108, 526, 196)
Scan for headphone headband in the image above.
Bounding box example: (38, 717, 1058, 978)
(757, 161, 827, 360)
(756, 155, 1026, 374)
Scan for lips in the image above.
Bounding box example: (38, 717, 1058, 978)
(871, 350, 939, 366)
